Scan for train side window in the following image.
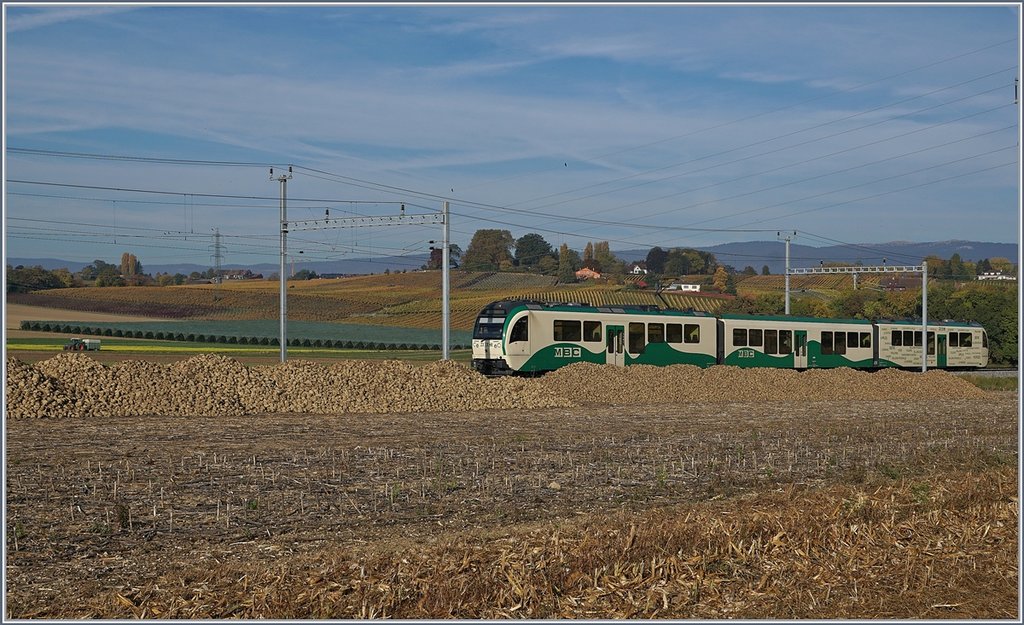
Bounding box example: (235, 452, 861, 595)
(648, 323, 665, 344)
(733, 328, 747, 347)
(949, 332, 959, 347)
(891, 330, 902, 346)
(982, 331, 988, 347)
(509, 317, 529, 343)
(584, 320, 602, 343)
(927, 331, 935, 355)
(748, 329, 763, 347)
(553, 320, 582, 342)
(684, 324, 701, 344)
(628, 322, 646, 353)
(779, 330, 792, 354)
(666, 323, 683, 343)
(904, 330, 915, 346)
(847, 332, 858, 349)
(834, 331, 846, 355)
(860, 332, 871, 348)
(822, 331, 834, 354)
(765, 330, 778, 355)
(913, 331, 922, 347)
(960, 332, 972, 348)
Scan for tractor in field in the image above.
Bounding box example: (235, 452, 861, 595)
(63, 338, 101, 351)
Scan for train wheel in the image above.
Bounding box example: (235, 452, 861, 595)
(78, 343, 86, 351)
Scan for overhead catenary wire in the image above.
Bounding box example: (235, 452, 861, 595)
(454, 37, 1017, 193)
(532, 107, 1014, 233)
(8, 75, 1013, 246)
(7, 44, 1014, 267)
(504, 68, 1016, 211)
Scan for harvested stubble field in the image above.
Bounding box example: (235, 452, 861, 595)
(3, 357, 1018, 619)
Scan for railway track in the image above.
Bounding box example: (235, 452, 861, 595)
(954, 368, 1018, 378)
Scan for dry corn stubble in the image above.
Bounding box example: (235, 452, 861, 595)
(74, 466, 1017, 619)
(5, 355, 986, 419)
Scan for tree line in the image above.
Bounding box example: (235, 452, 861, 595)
(6, 252, 266, 292)
(458, 229, 724, 284)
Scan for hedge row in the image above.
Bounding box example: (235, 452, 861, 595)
(20, 321, 465, 351)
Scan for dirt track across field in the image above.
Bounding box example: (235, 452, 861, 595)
(4, 395, 1017, 619)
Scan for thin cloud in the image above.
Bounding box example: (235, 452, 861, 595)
(5, 6, 139, 33)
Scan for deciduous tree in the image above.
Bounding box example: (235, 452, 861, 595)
(462, 230, 514, 271)
(514, 233, 554, 268)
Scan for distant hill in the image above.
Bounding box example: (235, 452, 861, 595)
(7, 240, 1016, 278)
(615, 240, 1017, 275)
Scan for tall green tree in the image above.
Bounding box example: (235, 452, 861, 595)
(593, 241, 623, 275)
(645, 246, 668, 274)
(557, 243, 577, 283)
(514, 233, 554, 268)
(462, 229, 514, 271)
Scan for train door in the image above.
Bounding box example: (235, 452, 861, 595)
(506, 314, 530, 357)
(937, 334, 947, 368)
(794, 330, 807, 368)
(606, 325, 625, 367)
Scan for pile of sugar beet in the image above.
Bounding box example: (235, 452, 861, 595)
(5, 353, 985, 419)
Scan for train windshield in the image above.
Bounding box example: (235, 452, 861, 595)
(473, 316, 505, 339)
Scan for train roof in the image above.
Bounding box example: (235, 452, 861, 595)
(875, 319, 983, 328)
(722, 314, 983, 328)
(719, 314, 872, 325)
(484, 300, 714, 317)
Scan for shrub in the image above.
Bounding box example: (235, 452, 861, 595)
(41, 324, 52, 332)
(103, 329, 113, 336)
(216, 335, 227, 344)
(144, 331, 155, 339)
(155, 332, 166, 340)
(228, 336, 238, 344)
(114, 329, 124, 337)
(175, 333, 185, 341)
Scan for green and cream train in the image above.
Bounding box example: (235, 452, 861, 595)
(471, 300, 988, 375)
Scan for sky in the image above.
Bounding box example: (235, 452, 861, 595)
(3, 2, 1021, 271)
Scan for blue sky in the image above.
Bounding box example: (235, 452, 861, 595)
(3, 3, 1021, 269)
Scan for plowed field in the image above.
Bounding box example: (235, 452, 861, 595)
(4, 395, 1017, 619)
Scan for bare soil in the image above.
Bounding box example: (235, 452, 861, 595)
(4, 395, 1018, 618)
(5, 303, 167, 329)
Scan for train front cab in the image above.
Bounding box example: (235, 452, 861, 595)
(471, 300, 534, 375)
